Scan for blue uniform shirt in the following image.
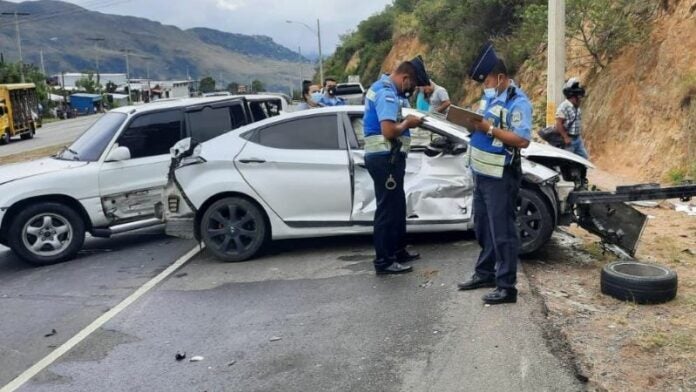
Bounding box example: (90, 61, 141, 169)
(363, 74, 410, 138)
(477, 82, 532, 142)
(317, 94, 345, 107)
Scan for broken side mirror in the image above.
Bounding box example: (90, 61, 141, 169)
(170, 137, 200, 159)
(105, 146, 131, 162)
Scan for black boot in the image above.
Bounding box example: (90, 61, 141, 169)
(395, 249, 420, 263)
(457, 274, 496, 290)
(375, 261, 413, 275)
(482, 288, 517, 304)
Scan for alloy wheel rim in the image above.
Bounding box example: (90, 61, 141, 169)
(206, 203, 258, 255)
(22, 213, 73, 257)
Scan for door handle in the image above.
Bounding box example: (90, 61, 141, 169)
(239, 158, 266, 164)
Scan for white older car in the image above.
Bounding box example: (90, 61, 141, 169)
(0, 95, 285, 265)
(161, 106, 604, 262)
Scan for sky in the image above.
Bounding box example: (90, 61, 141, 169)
(8, 0, 393, 56)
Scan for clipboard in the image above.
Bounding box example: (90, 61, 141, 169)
(445, 105, 483, 130)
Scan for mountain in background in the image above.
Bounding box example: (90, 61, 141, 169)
(0, 0, 312, 92)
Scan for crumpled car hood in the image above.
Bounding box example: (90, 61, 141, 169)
(0, 157, 89, 186)
(522, 142, 595, 169)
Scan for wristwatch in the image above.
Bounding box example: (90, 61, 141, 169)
(487, 124, 495, 137)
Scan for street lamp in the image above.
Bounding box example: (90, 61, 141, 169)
(286, 19, 323, 84)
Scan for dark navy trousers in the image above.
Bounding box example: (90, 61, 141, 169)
(473, 165, 522, 289)
(365, 152, 407, 268)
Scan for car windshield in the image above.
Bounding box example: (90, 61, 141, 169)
(58, 112, 127, 161)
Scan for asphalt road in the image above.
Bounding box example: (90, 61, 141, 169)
(3, 233, 583, 392)
(0, 116, 101, 158)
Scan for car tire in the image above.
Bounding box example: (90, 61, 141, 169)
(200, 197, 267, 262)
(20, 124, 35, 140)
(517, 188, 554, 255)
(8, 202, 86, 266)
(601, 261, 677, 304)
(0, 130, 9, 145)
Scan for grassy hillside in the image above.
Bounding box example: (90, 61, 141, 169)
(0, 0, 309, 92)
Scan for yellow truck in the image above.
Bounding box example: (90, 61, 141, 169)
(0, 83, 42, 145)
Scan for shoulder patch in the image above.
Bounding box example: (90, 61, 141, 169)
(385, 96, 396, 103)
(365, 89, 377, 101)
(511, 110, 523, 127)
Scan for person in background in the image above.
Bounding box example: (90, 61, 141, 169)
(423, 79, 451, 114)
(318, 77, 346, 106)
(416, 87, 430, 112)
(298, 80, 321, 110)
(555, 77, 589, 159)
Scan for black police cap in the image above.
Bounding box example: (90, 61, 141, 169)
(407, 55, 430, 87)
(468, 41, 499, 83)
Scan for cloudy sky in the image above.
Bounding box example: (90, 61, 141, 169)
(10, 0, 393, 56)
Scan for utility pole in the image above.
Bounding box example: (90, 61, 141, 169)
(1, 12, 30, 83)
(39, 49, 46, 75)
(86, 37, 105, 88)
(298, 46, 303, 94)
(546, 0, 566, 126)
(121, 49, 131, 104)
(317, 18, 323, 84)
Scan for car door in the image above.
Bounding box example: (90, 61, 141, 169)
(344, 112, 474, 224)
(98, 109, 183, 223)
(235, 114, 352, 223)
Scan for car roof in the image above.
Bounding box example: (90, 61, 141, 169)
(110, 94, 282, 115)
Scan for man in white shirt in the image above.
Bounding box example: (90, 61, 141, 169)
(423, 80, 451, 114)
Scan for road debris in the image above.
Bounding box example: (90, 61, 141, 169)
(175, 352, 186, 361)
(269, 336, 282, 342)
(227, 360, 237, 367)
(174, 272, 188, 278)
(44, 329, 57, 337)
(190, 356, 204, 362)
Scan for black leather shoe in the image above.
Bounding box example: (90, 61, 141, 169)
(482, 288, 518, 304)
(457, 274, 496, 290)
(375, 262, 413, 275)
(395, 249, 420, 263)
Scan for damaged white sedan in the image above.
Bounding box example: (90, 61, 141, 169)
(161, 106, 603, 262)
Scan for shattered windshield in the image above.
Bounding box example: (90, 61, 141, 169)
(58, 112, 127, 161)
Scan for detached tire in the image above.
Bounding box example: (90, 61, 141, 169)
(8, 202, 86, 266)
(601, 261, 677, 304)
(200, 197, 267, 262)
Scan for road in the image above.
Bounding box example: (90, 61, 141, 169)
(0, 116, 101, 158)
(1, 232, 583, 392)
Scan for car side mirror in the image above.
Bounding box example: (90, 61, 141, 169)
(170, 137, 200, 159)
(105, 146, 131, 162)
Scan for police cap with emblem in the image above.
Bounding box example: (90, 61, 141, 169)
(468, 41, 500, 83)
(407, 55, 430, 87)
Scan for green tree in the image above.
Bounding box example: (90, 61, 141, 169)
(199, 76, 216, 93)
(251, 79, 265, 93)
(0, 62, 49, 105)
(75, 73, 101, 93)
(567, 0, 658, 68)
(227, 82, 239, 93)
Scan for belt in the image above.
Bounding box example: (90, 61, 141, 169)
(364, 134, 411, 154)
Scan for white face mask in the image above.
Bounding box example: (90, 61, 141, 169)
(310, 92, 323, 102)
(483, 75, 502, 99)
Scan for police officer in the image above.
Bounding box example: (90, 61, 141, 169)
(363, 56, 430, 275)
(457, 43, 532, 304)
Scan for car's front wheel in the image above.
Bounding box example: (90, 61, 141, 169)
(517, 188, 554, 255)
(9, 202, 86, 265)
(200, 197, 267, 262)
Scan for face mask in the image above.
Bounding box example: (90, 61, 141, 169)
(311, 92, 323, 102)
(483, 75, 502, 99)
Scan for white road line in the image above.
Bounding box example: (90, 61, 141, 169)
(0, 245, 202, 392)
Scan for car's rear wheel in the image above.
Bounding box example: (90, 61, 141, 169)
(200, 197, 267, 262)
(9, 202, 86, 265)
(0, 129, 10, 145)
(517, 188, 554, 255)
(20, 124, 35, 140)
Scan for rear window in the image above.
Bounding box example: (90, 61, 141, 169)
(187, 103, 248, 143)
(336, 84, 363, 95)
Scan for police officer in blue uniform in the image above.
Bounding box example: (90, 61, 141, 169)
(457, 43, 532, 304)
(363, 56, 430, 275)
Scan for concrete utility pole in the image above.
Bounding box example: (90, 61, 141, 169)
(121, 49, 131, 104)
(86, 37, 105, 88)
(1, 12, 30, 82)
(546, 0, 566, 126)
(298, 46, 303, 93)
(39, 49, 45, 75)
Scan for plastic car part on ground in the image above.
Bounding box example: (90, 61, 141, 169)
(600, 261, 678, 304)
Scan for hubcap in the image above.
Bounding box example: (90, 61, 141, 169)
(22, 213, 73, 257)
(517, 196, 542, 243)
(206, 203, 258, 255)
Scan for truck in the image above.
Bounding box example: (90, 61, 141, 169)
(0, 83, 42, 145)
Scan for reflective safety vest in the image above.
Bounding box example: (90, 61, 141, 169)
(363, 75, 411, 154)
(469, 86, 527, 178)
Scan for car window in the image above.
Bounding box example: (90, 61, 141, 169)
(256, 115, 339, 150)
(349, 115, 436, 151)
(336, 84, 363, 95)
(188, 106, 233, 143)
(249, 101, 269, 122)
(116, 110, 182, 159)
(62, 112, 126, 161)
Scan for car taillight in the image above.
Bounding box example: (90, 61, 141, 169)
(168, 195, 180, 213)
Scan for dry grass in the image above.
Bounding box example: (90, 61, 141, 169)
(0, 144, 65, 166)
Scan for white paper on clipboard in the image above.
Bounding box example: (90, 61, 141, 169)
(445, 105, 483, 130)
